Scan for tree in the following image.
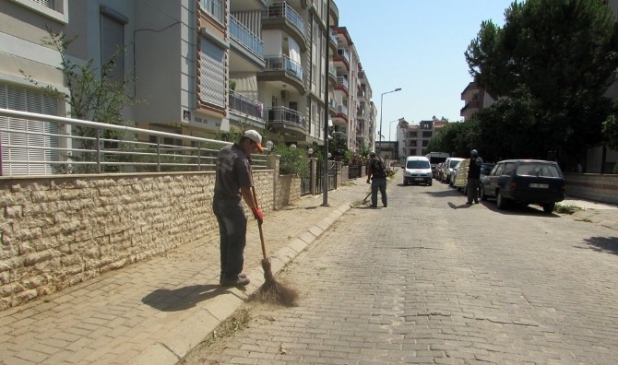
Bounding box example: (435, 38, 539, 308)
(465, 0, 618, 164)
(21, 27, 141, 173)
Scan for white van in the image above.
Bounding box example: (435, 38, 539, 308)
(402, 156, 433, 186)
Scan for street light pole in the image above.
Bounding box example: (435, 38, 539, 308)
(378, 88, 401, 156)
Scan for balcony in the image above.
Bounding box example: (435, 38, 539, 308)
(229, 90, 264, 121)
(230, 14, 264, 61)
(328, 63, 337, 83)
(333, 48, 350, 70)
(460, 99, 482, 116)
(328, 28, 338, 53)
(333, 104, 348, 124)
(335, 76, 349, 95)
(328, 98, 337, 112)
(200, 0, 224, 24)
(266, 106, 307, 138)
(259, 55, 306, 93)
(262, 2, 307, 51)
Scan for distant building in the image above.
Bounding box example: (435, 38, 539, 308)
(399, 117, 447, 158)
(460, 82, 495, 120)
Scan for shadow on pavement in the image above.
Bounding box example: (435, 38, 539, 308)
(447, 202, 474, 209)
(584, 236, 618, 255)
(142, 284, 229, 311)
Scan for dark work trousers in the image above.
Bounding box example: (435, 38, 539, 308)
(213, 198, 247, 279)
(371, 177, 387, 207)
(467, 178, 481, 203)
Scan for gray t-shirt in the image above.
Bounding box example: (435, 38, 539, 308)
(213, 144, 253, 200)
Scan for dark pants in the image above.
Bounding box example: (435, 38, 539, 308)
(371, 177, 387, 206)
(213, 198, 247, 279)
(467, 178, 481, 203)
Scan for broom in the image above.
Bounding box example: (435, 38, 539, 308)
(250, 186, 299, 307)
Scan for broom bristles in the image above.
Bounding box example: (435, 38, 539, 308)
(250, 258, 299, 307)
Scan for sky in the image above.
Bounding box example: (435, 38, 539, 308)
(334, 0, 515, 140)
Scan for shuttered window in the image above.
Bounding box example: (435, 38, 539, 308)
(199, 38, 226, 107)
(0, 83, 60, 176)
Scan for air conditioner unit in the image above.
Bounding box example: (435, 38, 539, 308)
(281, 90, 288, 100)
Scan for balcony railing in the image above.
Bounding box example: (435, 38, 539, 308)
(267, 106, 306, 129)
(264, 55, 305, 83)
(336, 76, 349, 89)
(329, 64, 337, 78)
(329, 28, 337, 44)
(336, 104, 348, 116)
(263, 2, 306, 38)
(230, 15, 264, 60)
(337, 48, 350, 63)
(328, 98, 337, 110)
(200, 0, 224, 24)
(229, 90, 263, 119)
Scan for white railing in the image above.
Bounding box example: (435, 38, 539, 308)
(0, 108, 268, 176)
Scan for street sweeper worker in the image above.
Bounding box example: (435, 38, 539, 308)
(366, 151, 388, 208)
(213, 130, 264, 287)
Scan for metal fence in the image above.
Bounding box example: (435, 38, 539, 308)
(0, 108, 269, 177)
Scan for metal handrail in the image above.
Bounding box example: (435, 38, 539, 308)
(0, 108, 268, 176)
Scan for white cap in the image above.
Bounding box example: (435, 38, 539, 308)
(243, 130, 263, 152)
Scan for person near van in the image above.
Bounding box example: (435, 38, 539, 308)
(466, 149, 483, 205)
(366, 151, 388, 208)
(213, 130, 264, 287)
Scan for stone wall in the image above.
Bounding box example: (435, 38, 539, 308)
(565, 173, 618, 205)
(0, 170, 275, 310)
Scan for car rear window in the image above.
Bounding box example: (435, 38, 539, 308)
(480, 164, 494, 175)
(516, 163, 562, 178)
(449, 160, 461, 168)
(407, 160, 430, 169)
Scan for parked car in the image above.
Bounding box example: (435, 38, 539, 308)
(479, 159, 565, 213)
(441, 157, 464, 184)
(402, 156, 433, 186)
(452, 159, 468, 190)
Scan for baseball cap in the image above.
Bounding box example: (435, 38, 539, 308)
(243, 130, 264, 152)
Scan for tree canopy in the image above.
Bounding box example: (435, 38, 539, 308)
(459, 0, 618, 167)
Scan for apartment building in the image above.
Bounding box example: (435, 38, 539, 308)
(0, 0, 373, 175)
(459, 81, 495, 120)
(400, 118, 447, 158)
(331, 26, 373, 152)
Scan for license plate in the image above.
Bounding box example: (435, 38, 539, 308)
(530, 183, 548, 188)
(414, 178, 424, 181)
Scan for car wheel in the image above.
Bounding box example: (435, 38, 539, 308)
(480, 185, 488, 201)
(542, 202, 555, 213)
(428, 180, 432, 186)
(496, 191, 508, 210)
(403, 179, 408, 186)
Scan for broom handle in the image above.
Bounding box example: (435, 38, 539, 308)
(251, 186, 268, 260)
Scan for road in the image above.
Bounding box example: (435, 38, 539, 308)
(181, 180, 618, 364)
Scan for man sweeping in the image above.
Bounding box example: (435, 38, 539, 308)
(212, 130, 264, 287)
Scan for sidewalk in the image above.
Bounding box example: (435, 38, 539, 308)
(0, 180, 370, 365)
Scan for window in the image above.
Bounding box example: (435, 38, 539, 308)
(0, 83, 60, 175)
(199, 38, 226, 107)
(12, 0, 68, 23)
(100, 7, 128, 83)
(200, 0, 224, 24)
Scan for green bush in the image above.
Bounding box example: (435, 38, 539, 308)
(274, 145, 309, 176)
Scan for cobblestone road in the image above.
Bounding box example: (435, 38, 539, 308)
(184, 181, 618, 364)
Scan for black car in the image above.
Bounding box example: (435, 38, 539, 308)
(479, 159, 565, 213)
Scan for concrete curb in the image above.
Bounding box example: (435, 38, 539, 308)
(128, 202, 352, 365)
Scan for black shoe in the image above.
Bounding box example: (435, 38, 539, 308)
(466, 202, 472, 205)
(220, 275, 250, 287)
(370, 204, 377, 208)
(383, 203, 387, 207)
(474, 200, 479, 204)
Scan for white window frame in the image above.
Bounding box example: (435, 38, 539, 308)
(10, 0, 69, 24)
